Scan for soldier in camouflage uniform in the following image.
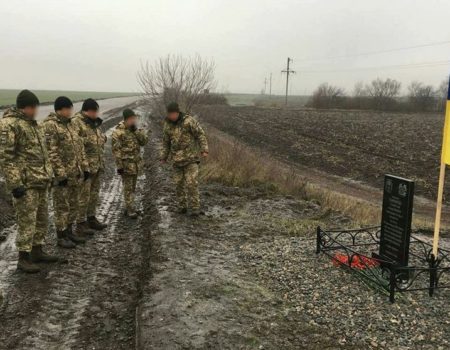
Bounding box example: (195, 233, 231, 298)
(42, 96, 90, 248)
(112, 109, 149, 218)
(0, 90, 59, 273)
(160, 102, 208, 216)
(72, 99, 108, 231)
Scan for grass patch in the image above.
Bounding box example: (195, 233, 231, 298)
(266, 216, 325, 235)
(201, 132, 307, 197)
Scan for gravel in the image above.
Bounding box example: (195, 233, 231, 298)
(239, 218, 450, 349)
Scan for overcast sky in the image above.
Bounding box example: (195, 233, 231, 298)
(1, 0, 449, 95)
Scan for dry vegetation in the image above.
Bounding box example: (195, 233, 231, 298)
(201, 128, 382, 225)
(201, 130, 306, 195)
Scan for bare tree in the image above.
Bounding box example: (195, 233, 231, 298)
(436, 79, 449, 112)
(353, 81, 367, 97)
(407, 81, 436, 111)
(365, 78, 401, 110)
(351, 81, 371, 109)
(309, 83, 346, 109)
(137, 54, 217, 115)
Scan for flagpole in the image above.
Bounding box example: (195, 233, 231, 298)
(433, 162, 446, 257)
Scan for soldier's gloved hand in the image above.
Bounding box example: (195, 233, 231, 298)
(83, 171, 91, 181)
(129, 124, 137, 132)
(58, 178, 68, 187)
(12, 186, 26, 199)
(117, 168, 125, 175)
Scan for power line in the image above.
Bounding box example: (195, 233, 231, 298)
(296, 40, 450, 62)
(299, 59, 450, 74)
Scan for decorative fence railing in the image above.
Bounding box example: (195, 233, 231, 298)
(316, 226, 450, 302)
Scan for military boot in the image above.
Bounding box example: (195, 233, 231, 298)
(57, 230, 76, 249)
(67, 226, 86, 244)
(77, 222, 96, 236)
(17, 251, 40, 273)
(88, 216, 107, 230)
(30, 245, 60, 263)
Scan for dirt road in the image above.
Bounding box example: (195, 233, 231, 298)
(1, 108, 341, 349)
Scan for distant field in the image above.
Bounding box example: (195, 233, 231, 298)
(225, 93, 309, 107)
(197, 105, 445, 201)
(0, 89, 138, 107)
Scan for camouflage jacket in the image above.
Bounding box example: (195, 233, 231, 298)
(72, 112, 107, 174)
(111, 121, 149, 175)
(42, 112, 89, 183)
(161, 113, 208, 167)
(0, 108, 53, 191)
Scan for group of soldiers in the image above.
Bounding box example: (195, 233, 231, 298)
(0, 90, 209, 273)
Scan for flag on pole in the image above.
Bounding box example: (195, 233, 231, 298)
(432, 76, 450, 257)
(440, 78, 450, 164)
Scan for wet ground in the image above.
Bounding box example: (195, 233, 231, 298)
(0, 108, 346, 349)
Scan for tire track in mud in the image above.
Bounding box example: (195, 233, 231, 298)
(16, 176, 123, 350)
(0, 225, 19, 293)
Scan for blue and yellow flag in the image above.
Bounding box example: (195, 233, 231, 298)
(441, 77, 450, 165)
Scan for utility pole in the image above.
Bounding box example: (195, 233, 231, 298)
(269, 73, 272, 96)
(281, 57, 295, 106)
(263, 77, 268, 95)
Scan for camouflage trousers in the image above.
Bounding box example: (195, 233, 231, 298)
(173, 163, 200, 210)
(121, 174, 138, 213)
(77, 171, 102, 222)
(52, 182, 81, 231)
(13, 187, 49, 252)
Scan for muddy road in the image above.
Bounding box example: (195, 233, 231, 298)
(0, 106, 342, 349)
(0, 106, 350, 349)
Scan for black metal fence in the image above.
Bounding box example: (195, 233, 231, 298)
(316, 226, 450, 302)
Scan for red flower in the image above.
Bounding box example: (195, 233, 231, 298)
(332, 253, 379, 269)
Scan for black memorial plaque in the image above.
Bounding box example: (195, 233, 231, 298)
(378, 175, 414, 267)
